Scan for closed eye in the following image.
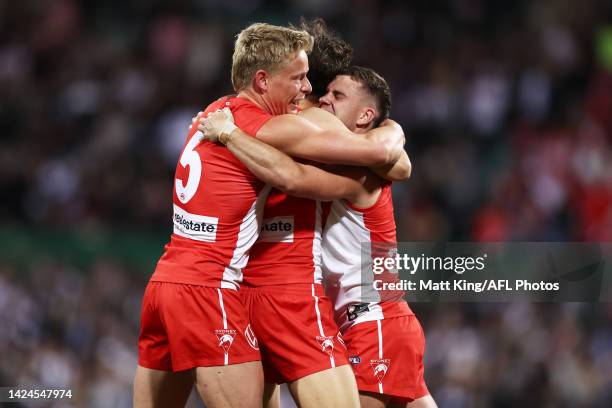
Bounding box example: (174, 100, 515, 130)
(292, 73, 308, 80)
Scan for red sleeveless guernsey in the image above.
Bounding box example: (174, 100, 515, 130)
(243, 191, 324, 286)
(151, 96, 272, 289)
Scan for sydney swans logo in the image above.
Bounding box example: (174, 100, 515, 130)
(316, 336, 335, 357)
(214, 329, 237, 353)
(370, 359, 391, 382)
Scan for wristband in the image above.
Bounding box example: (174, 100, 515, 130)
(219, 125, 236, 145)
(218, 107, 237, 145)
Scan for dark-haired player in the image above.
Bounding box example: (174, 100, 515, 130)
(197, 20, 411, 408)
(200, 67, 436, 408)
(135, 21, 406, 408)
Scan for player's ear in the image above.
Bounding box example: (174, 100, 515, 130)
(253, 70, 268, 94)
(356, 107, 376, 128)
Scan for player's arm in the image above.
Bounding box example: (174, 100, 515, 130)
(370, 151, 411, 181)
(225, 130, 367, 202)
(299, 107, 412, 181)
(194, 108, 411, 180)
(200, 110, 367, 201)
(250, 110, 405, 166)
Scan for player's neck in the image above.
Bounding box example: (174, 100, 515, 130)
(237, 89, 283, 115)
(237, 89, 263, 109)
(237, 89, 299, 116)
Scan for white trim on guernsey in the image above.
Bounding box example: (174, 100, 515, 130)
(221, 184, 272, 289)
(312, 201, 323, 283)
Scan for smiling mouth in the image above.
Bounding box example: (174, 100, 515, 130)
(289, 98, 304, 111)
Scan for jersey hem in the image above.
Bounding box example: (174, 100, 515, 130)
(149, 277, 239, 290)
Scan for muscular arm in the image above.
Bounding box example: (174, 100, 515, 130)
(299, 107, 411, 181)
(221, 128, 368, 201)
(255, 108, 404, 166)
(371, 151, 411, 181)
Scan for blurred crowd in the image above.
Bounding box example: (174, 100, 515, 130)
(0, 260, 145, 407)
(1, 0, 612, 407)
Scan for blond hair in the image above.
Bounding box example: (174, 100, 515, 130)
(231, 23, 313, 91)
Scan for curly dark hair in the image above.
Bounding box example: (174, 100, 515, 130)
(291, 18, 353, 100)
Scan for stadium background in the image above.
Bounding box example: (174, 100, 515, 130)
(1, 0, 612, 406)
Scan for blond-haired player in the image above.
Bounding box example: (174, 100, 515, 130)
(135, 22, 406, 408)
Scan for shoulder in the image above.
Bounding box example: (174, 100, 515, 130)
(343, 168, 384, 209)
(257, 113, 321, 142)
(230, 97, 272, 135)
(300, 107, 347, 131)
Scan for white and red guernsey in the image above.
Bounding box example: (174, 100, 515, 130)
(323, 183, 413, 332)
(151, 96, 272, 290)
(243, 191, 325, 286)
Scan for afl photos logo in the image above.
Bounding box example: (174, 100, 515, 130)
(370, 359, 391, 383)
(214, 329, 237, 353)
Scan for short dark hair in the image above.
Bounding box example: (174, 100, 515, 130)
(292, 18, 353, 99)
(345, 66, 391, 128)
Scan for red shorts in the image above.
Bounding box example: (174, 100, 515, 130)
(343, 315, 429, 401)
(138, 282, 260, 371)
(241, 283, 349, 383)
